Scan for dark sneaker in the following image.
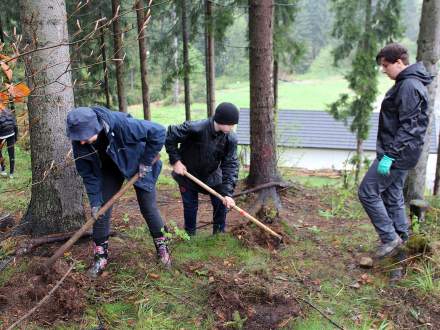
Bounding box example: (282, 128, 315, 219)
(153, 237, 171, 269)
(375, 236, 403, 259)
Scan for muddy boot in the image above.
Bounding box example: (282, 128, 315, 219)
(375, 236, 403, 259)
(153, 237, 171, 269)
(88, 241, 108, 278)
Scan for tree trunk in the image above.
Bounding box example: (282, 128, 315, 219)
(111, 0, 128, 112)
(273, 57, 278, 111)
(407, 0, 440, 198)
(99, 13, 111, 109)
(136, 0, 151, 120)
(181, 0, 191, 120)
(355, 138, 363, 184)
(20, 0, 85, 236)
(247, 0, 281, 218)
(204, 0, 215, 117)
(0, 15, 4, 43)
(171, 7, 179, 105)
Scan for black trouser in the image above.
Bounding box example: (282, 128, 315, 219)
(0, 135, 15, 175)
(93, 164, 165, 244)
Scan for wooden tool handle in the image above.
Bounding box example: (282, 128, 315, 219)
(183, 172, 282, 241)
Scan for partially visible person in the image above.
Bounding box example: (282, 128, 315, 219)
(67, 106, 171, 277)
(0, 108, 18, 179)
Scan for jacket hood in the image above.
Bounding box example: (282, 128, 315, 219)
(91, 105, 116, 131)
(396, 62, 433, 86)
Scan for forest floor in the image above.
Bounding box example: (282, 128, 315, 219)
(1, 168, 440, 329)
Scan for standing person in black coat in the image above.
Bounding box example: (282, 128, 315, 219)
(165, 103, 240, 236)
(0, 108, 18, 179)
(358, 43, 432, 259)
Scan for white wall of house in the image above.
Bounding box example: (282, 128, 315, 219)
(239, 146, 438, 192)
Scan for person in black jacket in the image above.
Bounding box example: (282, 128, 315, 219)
(0, 108, 18, 179)
(165, 103, 239, 236)
(358, 43, 432, 259)
(67, 106, 171, 277)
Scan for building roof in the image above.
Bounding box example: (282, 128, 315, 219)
(236, 109, 438, 153)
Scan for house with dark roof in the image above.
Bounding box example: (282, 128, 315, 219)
(236, 109, 438, 190)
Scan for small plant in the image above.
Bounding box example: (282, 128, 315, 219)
(163, 221, 190, 242)
(224, 310, 247, 329)
(122, 213, 130, 224)
(406, 261, 440, 295)
(411, 215, 420, 235)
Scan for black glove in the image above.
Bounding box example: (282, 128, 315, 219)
(91, 206, 102, 220)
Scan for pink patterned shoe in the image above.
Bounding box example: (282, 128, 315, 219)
(153, 237, 172, 269)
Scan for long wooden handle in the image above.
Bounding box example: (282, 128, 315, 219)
(183, 172, 282, 241)
(44, 174, 139, 269)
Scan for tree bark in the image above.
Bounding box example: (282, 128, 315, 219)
(99, 11, 111, 109)
(181, 0, 191, 120)
(247, 0, 281, 217)
(20, 0, 85, 236)
(136, 0, 151, 120)
(111, 0, 128, 112)
(0, 15, 4, 43)
(204, 0, 215, 117)
(171, 7, 179, 105)
(355, 138, 363, 184)
(407, 0, 440, 198)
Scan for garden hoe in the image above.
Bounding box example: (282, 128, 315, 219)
(184, 171, 283, 243)
(44, 174, 139, 269)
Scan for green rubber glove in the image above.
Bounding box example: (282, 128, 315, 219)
(377, 155, 394, 176)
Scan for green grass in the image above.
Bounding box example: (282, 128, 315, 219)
(0, 146, 31, 213)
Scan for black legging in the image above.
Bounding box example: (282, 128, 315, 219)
(0, 135, 15, 175)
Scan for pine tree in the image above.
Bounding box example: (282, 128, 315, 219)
(329, 0, 403, 183)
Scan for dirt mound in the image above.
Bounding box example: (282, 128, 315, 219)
(0, 258, 87, 326)
(230, 222, 288, 250)
(208, 272, 300, 329)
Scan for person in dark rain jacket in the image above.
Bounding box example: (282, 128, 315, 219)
(165, 103, 240, 236)
(358, 43, 432, 260)
(0, 108, 18, 179)
(67, 106, 171, 277)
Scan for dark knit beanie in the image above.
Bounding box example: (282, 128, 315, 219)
(213, 102, 239, 125)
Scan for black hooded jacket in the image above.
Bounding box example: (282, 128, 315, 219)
(0, 108, 17, 139)
(165, 118, 239, 196)
(377, 62, 433, 169)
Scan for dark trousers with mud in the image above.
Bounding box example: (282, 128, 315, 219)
(358, 159, 409, 244)
(93, 163, 165, 245)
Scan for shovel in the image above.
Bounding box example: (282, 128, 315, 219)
(44, 174, 139, 269)
(184, 171, 283, 242)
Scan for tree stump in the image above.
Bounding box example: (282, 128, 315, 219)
(409, 199, 430, 222)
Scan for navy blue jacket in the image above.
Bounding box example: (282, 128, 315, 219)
(377, 62, 432, 169)
(72, 106, 166, 207)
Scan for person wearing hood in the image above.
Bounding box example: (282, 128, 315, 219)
(0, 108, 18, 179)
(358, 43, 432, 260)
(66, 106, 171, 277)
(165, 102, 239, 236)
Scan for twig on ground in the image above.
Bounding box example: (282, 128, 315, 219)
(232, 181, 295, 198)
(294, 296, 345, 330)
(6, 263, 74, 330)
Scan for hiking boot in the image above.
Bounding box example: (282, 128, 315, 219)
(375, 236, 403, 259)
(87, 242, 108, 278)
(153, 237, 171, 269)
(389, 267, 404, 285)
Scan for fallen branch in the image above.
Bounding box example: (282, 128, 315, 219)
(232, 181, 295, 198)
(294, 296, 345, 330)
(6, 263, 74, 330)
(15, 230, 117, 256)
